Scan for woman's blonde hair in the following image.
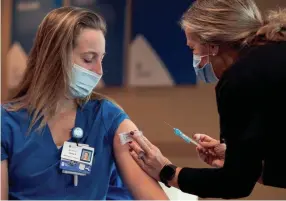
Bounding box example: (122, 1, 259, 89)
(5, 7, 121, 131)
(180, 0, 286, 46)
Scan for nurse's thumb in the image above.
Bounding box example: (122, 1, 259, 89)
(198, 140, 218, 148)
(193, 133, 209, 141)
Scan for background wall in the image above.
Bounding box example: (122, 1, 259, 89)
(1, 0, 286, 199)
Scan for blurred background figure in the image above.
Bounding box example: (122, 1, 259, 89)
(2, 0, 286, 199)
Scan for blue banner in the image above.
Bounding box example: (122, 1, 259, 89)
(11, 0, 62, 53)
(70, 0, 127, 86)
(129, 0, 196, 86)
(7, 0, 62, 89)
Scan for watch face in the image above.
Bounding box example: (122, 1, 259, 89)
(161, 165, 176, 181)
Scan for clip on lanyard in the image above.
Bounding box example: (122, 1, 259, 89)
(71, 127, 84, 186)
(72, 127, 83, 146)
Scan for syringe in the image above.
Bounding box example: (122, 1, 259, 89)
(164, 121, 199, 146)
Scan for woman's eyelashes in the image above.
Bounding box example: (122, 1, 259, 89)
(83, 54, 105, 65)
(84, 59, 92, 64)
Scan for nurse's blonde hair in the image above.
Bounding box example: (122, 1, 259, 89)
(180, 0, 286, 46)
(5, 7, 122, 132)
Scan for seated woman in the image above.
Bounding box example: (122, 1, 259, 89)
(1, 7, 169, 200)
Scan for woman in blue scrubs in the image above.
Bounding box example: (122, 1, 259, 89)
(1, 7, 169, 200)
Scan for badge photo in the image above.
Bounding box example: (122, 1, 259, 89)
(80, 149, 92, 163)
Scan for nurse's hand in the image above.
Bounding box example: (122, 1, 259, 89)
(194, 134, 226, 168)
(128, 131, 171, 181)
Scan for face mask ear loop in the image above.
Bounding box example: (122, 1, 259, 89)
(207, 45, 211, 64)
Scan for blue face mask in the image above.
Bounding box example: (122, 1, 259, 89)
(193, 54, 218, 83)
(69, 64, 102, 98)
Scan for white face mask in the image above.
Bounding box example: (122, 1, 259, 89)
(193, 54, 218, 83)
(69, 64, 102, 98)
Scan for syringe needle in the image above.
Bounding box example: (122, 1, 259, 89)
(163, 121, 174, 129)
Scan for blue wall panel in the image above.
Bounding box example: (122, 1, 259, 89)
(131, 0, 196, 85)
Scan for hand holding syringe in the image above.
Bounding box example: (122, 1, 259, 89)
(164, 121, 199, 146)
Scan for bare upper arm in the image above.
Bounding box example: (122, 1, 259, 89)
(113, 119, 169, 200)
(1, 160, 8, 200)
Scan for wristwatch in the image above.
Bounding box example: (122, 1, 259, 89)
(159, 164, 177, 187)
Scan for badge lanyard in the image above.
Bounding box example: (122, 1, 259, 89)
(59, 127, 94, 187)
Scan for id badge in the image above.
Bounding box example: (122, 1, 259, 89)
(60, 142, 94, 175)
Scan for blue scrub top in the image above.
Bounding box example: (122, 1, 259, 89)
(1, 99, 134, 200)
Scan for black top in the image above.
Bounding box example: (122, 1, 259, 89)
(177, 41, 286, 199)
